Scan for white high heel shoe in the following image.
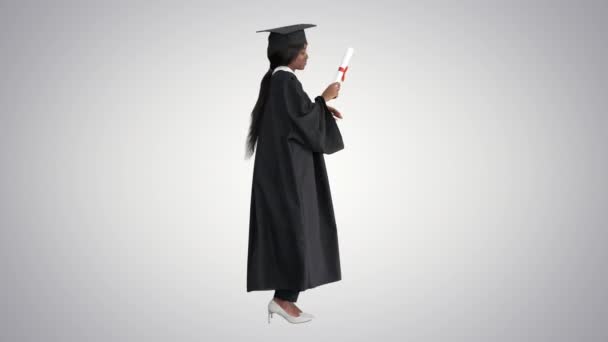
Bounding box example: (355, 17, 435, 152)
(267, 298, 313, 324)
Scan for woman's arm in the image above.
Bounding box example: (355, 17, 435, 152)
(281, 76, 344, 154)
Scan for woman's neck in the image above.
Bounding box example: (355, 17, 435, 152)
(272, 65, 296, 75)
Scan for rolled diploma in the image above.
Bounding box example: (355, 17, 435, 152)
(334, 47, 354, 83)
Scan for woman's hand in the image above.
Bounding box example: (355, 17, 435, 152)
(326, 105, 343, 120)
(322, 82, 341, 102)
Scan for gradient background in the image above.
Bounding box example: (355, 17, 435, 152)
(1, 1, 607, 341)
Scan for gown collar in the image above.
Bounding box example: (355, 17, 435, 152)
(272, 65, 297, 77)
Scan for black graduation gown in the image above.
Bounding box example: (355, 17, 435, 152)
(247, 70, 344, 292)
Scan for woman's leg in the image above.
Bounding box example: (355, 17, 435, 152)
(274, 289, 300, 302)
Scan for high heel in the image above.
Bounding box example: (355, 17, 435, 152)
(267, 298, 312, 324)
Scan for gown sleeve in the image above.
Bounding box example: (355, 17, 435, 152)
(281, 75, 345, 154)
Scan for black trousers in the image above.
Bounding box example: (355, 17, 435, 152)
(274, 289, 300, 302)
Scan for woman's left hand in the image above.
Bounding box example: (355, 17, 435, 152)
(326, 105, 343, 120)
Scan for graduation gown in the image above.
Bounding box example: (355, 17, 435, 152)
(247, 69, 344, 292)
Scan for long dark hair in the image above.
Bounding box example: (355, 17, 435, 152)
(245, 43, 306, 159)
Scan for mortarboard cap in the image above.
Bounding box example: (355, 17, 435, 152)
(256, 24, 316, 58)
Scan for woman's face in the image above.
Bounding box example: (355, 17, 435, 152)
(288, 43, 308, 70)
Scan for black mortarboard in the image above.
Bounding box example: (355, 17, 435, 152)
(256, 24, 316, 57)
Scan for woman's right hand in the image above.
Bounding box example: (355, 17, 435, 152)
(322, 82, 341, 102)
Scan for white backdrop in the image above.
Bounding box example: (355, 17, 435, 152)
(1, 1, 607, 341)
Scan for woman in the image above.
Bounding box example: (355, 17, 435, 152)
(246, 24, 345, 324)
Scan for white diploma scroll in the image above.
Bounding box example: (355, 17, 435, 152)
(334, 47, 354, 83)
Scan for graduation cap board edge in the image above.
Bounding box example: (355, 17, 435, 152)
(255, 23, 316, 35)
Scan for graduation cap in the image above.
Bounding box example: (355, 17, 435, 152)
(256, 24, 316, 57)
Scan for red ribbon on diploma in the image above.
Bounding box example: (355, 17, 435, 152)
(338, 66, 348, 81)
